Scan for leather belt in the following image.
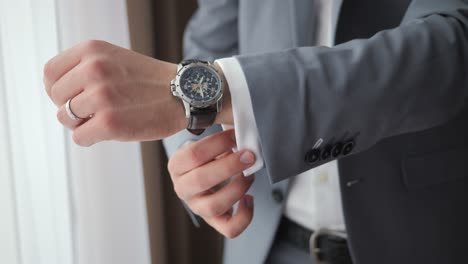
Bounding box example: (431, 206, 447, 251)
(276, 217, 353, 264)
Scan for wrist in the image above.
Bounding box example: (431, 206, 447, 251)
(162, 61, 188, 132)
(168, 60, 233, 135)
(214, 63, 234, 125)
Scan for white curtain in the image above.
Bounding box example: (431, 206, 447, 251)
(0, 1, 152, 264)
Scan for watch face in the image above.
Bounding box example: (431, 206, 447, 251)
(179, 65, 221, 103)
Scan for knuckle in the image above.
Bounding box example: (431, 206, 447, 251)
(49, 86, 60, 104)
(203, 201, 224, 218)
(93, 84, 114, 107)
(191, 171, 210, 192)
(44, 78, 52, 97)
(82, 40, 106, 53)
(100, 112, 119, 133)
(86, 58, 110, 80)
(56, 108, 66, 123)
(167, 159, 176, 175)
(224, 226, 241, 239)
(167, 156, 183, 177)
(172, 182, 185, 200)
(72, 132, 85, 146)
(188, 202, 200, 215)
(187, 146, 204, 166)
(43, 61, 54, 82)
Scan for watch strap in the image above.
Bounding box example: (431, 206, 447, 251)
(180, 59, 208, 66)
(178, 59, 219, 135)
(187, 106, 217, 135)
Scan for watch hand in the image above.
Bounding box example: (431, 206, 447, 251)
(198, 88, 205, 98)
(199, 76, 205, 84)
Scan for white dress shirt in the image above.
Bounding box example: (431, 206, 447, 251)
(216, 0, 345, 231)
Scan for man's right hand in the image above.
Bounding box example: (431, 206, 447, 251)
(167, 130, 256, 238)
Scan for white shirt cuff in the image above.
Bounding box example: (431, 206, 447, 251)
(215, 57, 264, 176)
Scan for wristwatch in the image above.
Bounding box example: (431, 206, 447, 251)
(170, 60, 224, 135)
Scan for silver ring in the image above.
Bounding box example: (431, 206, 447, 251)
(65, 98, 83, 121)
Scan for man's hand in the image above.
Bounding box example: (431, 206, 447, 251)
(168, 130, 256, 238)
(44, 40, 186, 146)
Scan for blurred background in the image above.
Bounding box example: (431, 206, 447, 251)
(0, 0, 223, 263)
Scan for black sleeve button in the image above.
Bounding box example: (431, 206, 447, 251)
(271, 188, 284, 204)
(332, 143, 343, 158)
(321, 146, 332, 160)
(305, 149, 321, 164)
(342, 141, 355, 156)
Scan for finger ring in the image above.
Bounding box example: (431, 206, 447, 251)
(65, 98, 84, 121)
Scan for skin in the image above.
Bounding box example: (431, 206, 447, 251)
(168, 130, 256, 238)
(44, 40, 252, 238)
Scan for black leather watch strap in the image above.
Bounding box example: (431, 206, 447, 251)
(181, 59, 208, 66)
(187, 106, 217, 135)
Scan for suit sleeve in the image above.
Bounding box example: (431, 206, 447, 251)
(235, 0, 468, 183)
(163, 0, 238, 157)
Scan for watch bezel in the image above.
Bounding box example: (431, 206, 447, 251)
(172, 62, 224, 109)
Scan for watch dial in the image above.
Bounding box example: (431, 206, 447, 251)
(179, 66, 221, 102)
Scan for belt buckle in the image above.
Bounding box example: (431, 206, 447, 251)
(309, 228, 347, 264)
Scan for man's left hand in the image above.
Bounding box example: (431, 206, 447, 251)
(44, 40, 186, 146)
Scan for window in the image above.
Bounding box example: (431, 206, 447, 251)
(0, 1, 150, 263)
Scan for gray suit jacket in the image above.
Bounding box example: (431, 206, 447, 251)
(164, 0, 468, 263)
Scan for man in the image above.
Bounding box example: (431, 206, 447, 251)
(165, 1, 348, 263)
(44, 0, 468, 263)
(165, 0, 468, 263)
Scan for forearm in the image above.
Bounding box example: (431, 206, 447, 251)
(233, 3, 468, 182)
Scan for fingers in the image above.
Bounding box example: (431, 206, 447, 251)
(56, 90, 98, 130)
(204, 195, 254, 239)
(173, 150, 256, 199)
(215, 149, 233, 160)
(48, 62, 88, 107)
(49, 54, 117, 107)
(44, 48, 82, 96)
(167, 129, 256, 238)
(72, 113, 112, 146)
(168, 129, 237, 176)
(188, 174, 255, 218)
(56, 104, 84, 130)
(66, 88, 99, 119)
(43, 40, 107, 96)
